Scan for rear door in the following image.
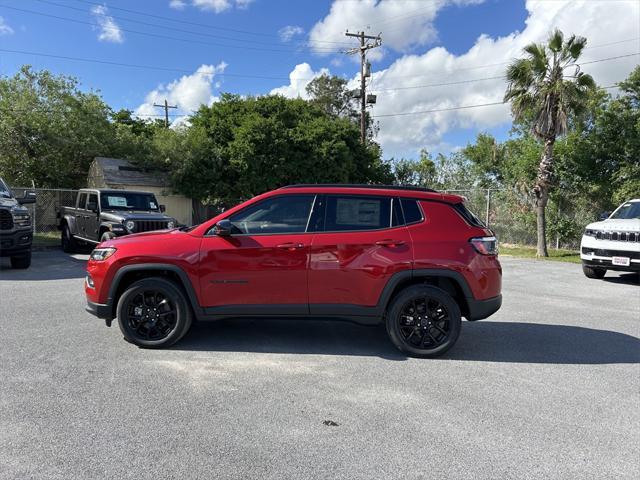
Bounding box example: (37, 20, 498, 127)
(308, 195, 413, 314)
(199, 194, 317, 315)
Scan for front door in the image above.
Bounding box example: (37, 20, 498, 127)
(199, 194, 317, 315)
(85, 193, 100, 241)
(308, 195, 413, 314)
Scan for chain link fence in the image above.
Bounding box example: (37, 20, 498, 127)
(14, 186, 591, 249)
(13, 188, 78, 240)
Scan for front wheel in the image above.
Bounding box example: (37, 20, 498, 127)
(10, 252, 31, 269)
(583, 265, 606, 279)
(386, 285, 462, 358)
(116, 277, 192, 348)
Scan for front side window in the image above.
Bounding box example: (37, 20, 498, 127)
(325, 196, 392, 231)
(77, 193, 87, 209)
(228, 195, 315, 234)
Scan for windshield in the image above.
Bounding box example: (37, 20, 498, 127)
(100, 192, 160, 212)
(0, 179, 11, 198)
(609, 201, 640, 220)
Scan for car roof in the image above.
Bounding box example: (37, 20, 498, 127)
(278, 184, 463, 203)
(81, 188, 157, 195)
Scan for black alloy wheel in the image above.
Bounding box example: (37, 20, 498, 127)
(117, 278, 192, 348)
(386, 285, 462, 358)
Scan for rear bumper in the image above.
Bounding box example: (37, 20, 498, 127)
(466, 294, 502, 321)
(86, 300, 113, 320)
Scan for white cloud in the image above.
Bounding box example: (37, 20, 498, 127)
(135, 63, 228, 126)
(169, 0, 187, 9)
(270, 63, 330, 99)
(279, 25, 304, 42)
(357, 0, 640, 157)
(90, 5, 124, 43)
(173, 0, 254, 13)
(309, 0, 484, 61)
(0, 16, 14, 36)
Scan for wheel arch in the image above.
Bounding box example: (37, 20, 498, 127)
(379, 269, 472, 319)
(107, 264, 203, 319)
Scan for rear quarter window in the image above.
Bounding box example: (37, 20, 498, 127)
(453, 202, 485, 227)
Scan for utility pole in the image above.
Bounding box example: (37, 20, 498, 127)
(345, 31, 382, 144)
(153, 99, 178, 128)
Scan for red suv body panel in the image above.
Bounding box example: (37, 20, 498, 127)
(85, 185, 502, 324)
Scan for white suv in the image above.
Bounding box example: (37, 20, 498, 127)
(580, 199, 640, 279)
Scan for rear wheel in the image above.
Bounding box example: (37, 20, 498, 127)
(386, 285, 462, 358)
(61, 224, 77, 253)
(10, 252, 31, 269)
(116, 277, 192, 348)
(583, 265, 606, 279)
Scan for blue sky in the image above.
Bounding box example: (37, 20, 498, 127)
(0, 0, 638, 159)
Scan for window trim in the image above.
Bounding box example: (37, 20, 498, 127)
(205, 194, 318, 237)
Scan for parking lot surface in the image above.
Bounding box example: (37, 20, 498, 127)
(1, 250, 639, 480)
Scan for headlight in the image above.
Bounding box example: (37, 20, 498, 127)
(13, 213, 31, 227)
(125, 220, 135, 231)
(167, 221, 175, 229)
(584, 229, 598, 237)
(90, 247, 117, 261)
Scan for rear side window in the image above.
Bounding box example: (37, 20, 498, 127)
(325, 195, 392, 231)
(453, 202, 485, 227)
(400, 199, 424, 224)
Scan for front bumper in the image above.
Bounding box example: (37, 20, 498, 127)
(580, 235, 640, 272)
(86, 300, 113, 320)
(0, 229, 33, 256)
(466, 294, 502, 321)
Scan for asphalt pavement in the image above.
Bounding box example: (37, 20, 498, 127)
(1, 250, 638, 479)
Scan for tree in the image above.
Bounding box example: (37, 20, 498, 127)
(0, 66, 117, 188)
(504, 29, 596, 256)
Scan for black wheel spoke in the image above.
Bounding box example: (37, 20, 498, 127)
(398, 295, 450, 351)
(126, 288, 178, 342)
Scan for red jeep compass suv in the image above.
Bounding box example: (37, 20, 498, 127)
(85, 185, 502, 357)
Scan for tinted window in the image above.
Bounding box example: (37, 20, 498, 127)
(87, 194, 98, 210)
(77, 193, 87, 209)
(453, 202, 485, 227)
(392, 198, 403, 227)
(401, 199, 423, 224)
(325, 196, 391, 231)
(228, 195, 315, 234)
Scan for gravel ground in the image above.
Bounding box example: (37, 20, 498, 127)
(1, 250, 638, 480)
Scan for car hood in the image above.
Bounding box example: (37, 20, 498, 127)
(0, 197, 18, 208)
(586, 218, 640, 232)
(101, 211, 175, 222)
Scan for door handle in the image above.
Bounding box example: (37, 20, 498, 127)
(276, 242, 305, 250)
(375, 239, 405, 247)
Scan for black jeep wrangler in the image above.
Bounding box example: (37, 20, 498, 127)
(58, 189, 177, 252)
(0, 178, 36, 269)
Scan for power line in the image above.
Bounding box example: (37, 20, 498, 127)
(371, 85, 621, 118)
(33, 0, 349, 51)
(0, 4, 344, 54)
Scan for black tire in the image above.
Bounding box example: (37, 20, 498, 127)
(583, 265, 606, 279)
(100, 231, 115, 242)
(386, 285, 462, 358)
(116, 277, 192, 348)
(10, 252, 31, 269)
(61, 224, 77, 253)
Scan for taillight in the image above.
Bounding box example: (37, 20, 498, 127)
(470, 236, 498, 255)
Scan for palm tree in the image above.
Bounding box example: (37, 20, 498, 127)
(504, 29, 596, 257)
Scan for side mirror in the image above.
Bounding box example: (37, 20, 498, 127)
(159, 204, 166, 213)
(18, 191, 36, 205)
(213, 219, 232, 237)
(87, 203, 99, 213)
(599, 211, 610, 221)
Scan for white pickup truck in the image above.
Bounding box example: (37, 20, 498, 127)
(580, 199, 640, 279)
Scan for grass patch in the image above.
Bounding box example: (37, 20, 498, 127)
(33, 231, 60, 248)
(499, 243, 581, 263)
